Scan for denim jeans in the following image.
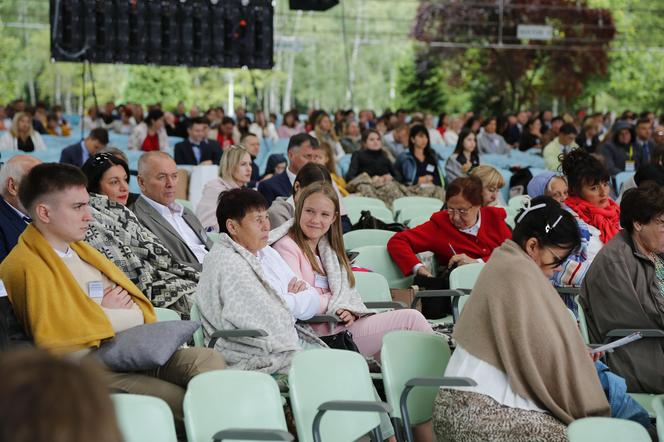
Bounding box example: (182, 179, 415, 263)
(595, 360, 651, 428)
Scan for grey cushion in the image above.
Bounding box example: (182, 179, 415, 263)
(95, 321, 200, 371)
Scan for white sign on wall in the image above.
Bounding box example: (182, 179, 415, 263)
(517, 24, 553, 41)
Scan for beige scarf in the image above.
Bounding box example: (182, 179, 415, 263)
(454, 239, 610, 424)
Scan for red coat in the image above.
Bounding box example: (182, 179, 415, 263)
(387, 206, 512, 276)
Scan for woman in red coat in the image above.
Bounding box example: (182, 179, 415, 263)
(387, 175, 512, 318)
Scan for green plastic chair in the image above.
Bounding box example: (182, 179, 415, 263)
(176, 198, 194, 212)
(353, 271, 405, 310)
(343, 229, 395, 250)
(381, 331, 475, 442)
(567, 417, 650, 442)
(652, 395, 664, 440)
(406, 215, 430, 228)
(112, 394, 178, 442)
(189, 303, 205, 347)
(351, 245, 413, 288)
(450, 262, 484, 320)
(207, 231, 220, 243)
(630, 393, 656, 419)
(570, 293, 590, 344)
(506, 195, 529, 228)
(288, 349, 392, 442)
(392, 197, 442, 215)
(154, 307, 181, 322)
(343, 195, 387, 210)
(347, 205, 395, 224)
(184, 370, 292, 442)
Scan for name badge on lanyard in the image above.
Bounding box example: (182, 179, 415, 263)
(314, 273, 329, 289)
(426, 163, 435, 173)
(87, 281, 104, 299)
(625, 160, 635, 172)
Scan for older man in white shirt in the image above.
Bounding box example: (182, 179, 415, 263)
(131, 152, 212, 271)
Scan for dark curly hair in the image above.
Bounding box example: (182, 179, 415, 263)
(559, 149, 610, 196)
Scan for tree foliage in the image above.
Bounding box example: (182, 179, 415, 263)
(412, 0, 616, 113)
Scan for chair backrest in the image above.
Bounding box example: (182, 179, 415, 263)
(343, 229, 395, 250)
(288, 349, 381, 442)
(112, 394, 178, 442)
(347, 205, 394, 224)
(567, 417, 650, 442)
(351, 245, 413, 288)
(207, 231, 220, 243)
(176, 198, 194, 212)
(381, 331, 451, 424)
(449, 262, 484, 316)
(575, 295, 590, 345)
(189, 304, 205, 347)
(614, 171, 635, 194)
(407, 215, 430, 228)
(184, 370, 288, 442)
(343, 195, 387, 209)
(154, 307, 181, 322)
(353, 271, 392, 303)
(393, 199, 441, 223)
(506, 194, 530, 228)
(652, 395, 664, 438)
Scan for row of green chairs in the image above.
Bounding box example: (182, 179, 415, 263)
(344, 195, 443, 225)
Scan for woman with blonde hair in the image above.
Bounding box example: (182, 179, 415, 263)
(0, 112, 46, 151)
(196, 145, 253, 231)
(309, 113, 344, 162)
(317, 141, 349, 196)
(469, 165, 506, 207)
(271, 182, 432, 358)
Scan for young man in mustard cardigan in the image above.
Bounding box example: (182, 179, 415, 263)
(0, 163, 225, 434)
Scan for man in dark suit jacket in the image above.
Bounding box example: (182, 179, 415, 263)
(59, 128, 109, 168)
(173, 117, 222, 166)
(131, 151, 212, 271)
(258, 133, 319, 204)
(0, 155, 42, 262)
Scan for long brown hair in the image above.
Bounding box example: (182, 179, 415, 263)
(289, 182, 355, 287)
(0, 349, 123, 442)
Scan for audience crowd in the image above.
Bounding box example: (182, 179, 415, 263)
(1, 97, 664, 441)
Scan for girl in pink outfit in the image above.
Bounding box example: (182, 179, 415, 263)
(271, 182, 433, 361)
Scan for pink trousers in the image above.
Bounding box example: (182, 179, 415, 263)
(346, 309, 432, 361)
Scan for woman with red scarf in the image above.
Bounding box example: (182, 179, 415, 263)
(562, 149, 621, 245)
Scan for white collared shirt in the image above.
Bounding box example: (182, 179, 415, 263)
(5, 200, 30, 223)
(286, 167, 297, 186)
(257, 246, 321, 320)
(141, 195, 208, 264)
(459, 213, 481, 236)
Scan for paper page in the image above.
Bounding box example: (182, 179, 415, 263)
(590, 332, 642, 354)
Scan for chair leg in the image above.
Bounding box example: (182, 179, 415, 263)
(370, 426, 384, 442)
(391, 417, 406, 442)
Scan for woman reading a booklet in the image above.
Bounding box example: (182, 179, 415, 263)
(433, 196, 651, 442)
(581, 182, 664, 395)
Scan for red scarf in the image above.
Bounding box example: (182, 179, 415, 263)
(565, 195, 621, 244)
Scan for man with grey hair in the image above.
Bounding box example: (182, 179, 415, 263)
(130, 151, 211, 270)
(0, 155, 41, 261)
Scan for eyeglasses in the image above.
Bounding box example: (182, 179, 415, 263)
(448, 207, 472, 216)
(544, 246, 568, 267)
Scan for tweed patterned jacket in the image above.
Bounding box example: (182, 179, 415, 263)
(85, 194, 199, 313)
(195, 232, 324, 373)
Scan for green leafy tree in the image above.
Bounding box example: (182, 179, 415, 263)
(122, 66, 192, 110)
(395, 53, 447, 113)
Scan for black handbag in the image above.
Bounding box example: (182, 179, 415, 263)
(351, 210, 407, 232)
(319, 330, 360, 353)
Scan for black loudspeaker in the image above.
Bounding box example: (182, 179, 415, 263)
(288, 0, 339, 11)
(49, 0, 274, 69)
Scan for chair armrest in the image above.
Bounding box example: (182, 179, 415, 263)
(399, 377, 476, 441)
(555, 287, 580, 296)
(364, 301, 406, 310)
(303, 315, 342, 324)
(213, 428, 294, 441)
(208, 329, 268, 348)
(405, 376, 477, 388)
(312, 400, 393, 442)
(410, 289, 467, 309)
(605, 329, 664, 340)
